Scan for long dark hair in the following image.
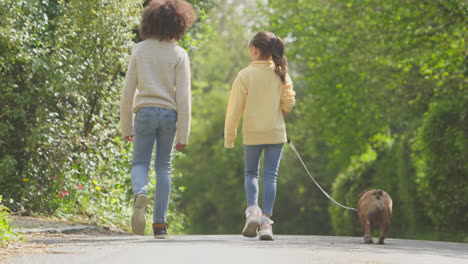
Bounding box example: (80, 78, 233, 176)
(249, 31, 287, 83)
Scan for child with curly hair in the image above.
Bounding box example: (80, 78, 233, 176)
(120, 0, 196, 239)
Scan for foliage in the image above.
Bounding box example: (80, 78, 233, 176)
(329, 131, 426, 238)
(172, 0, 467, 240)
(413, 96, 467, 240)
(0, 0, 210, 232)
(1, 0, 466, 242)
(173, 0, 257, 234)
(0, 196, 20, 245)
(329, 143, 379, 236)
(0, 0, 139, 230)
(257, 0, 467, 241)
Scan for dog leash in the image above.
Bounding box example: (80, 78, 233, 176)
(287, 137, 357, 212)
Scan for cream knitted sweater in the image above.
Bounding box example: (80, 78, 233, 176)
(120, 39, 191, 144)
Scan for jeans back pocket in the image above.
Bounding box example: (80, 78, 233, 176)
(163, 109, 177, 131)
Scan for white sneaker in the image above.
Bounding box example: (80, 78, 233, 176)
(259, 216, 274, 240)
(131, 194, 147, 235)
(242, 205, 262, 238)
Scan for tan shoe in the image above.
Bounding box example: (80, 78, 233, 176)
(259, 216, 274, 240)
(242, 205, 262, 238)
(131, 194, 147, 235)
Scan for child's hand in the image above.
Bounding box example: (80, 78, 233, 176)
(282, 110, 288, 117)
(124, 135, 134, 141)
(176, 143, 186, 151)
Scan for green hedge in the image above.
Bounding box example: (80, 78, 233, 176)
(329, 132, 425, 239)
(413, 96, 467, 241)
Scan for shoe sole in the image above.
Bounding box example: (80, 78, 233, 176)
(154, 234, 169, 239)
(131, 195, 147, 235)
(259, 229, 274, 241)
(242, 215, 260, 238)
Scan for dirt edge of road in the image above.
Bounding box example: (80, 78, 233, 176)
(1, 215, 130, 263)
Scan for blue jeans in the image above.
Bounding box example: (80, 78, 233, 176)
(244, 143, 284, 216)
(131, 107, 176, 224)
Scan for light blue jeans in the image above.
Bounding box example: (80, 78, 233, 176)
(244, 143, 284, 216)
(131, 107, 176, 224)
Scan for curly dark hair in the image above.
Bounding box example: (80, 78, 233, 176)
(139, 0, 196, 41)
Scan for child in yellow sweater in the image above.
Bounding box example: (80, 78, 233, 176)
(224, 31, 296, 240)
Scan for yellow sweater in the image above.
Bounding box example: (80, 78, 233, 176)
(224, 61, 295, 148)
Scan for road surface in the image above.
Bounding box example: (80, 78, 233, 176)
(5, 234, 468, 264)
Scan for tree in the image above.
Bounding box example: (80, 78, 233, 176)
(0, 0, 211, 232)
(259, 0, 467, 241)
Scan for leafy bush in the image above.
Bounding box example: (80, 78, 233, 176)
(0, 0, 210, 232)
(413, 96, 467, 238)
(329, 143, 378, 236)
(263, 0, 466, 242)
(0, 0, 140, 228)
(329, 131, 425, 239)
(0, 196, 20, 246)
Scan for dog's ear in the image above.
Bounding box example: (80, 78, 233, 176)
(358, 190, 367, 197)
(374, 189, 383, 196)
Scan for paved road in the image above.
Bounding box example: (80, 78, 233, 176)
(6, 234, 468, 264)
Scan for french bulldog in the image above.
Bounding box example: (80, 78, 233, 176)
(357, 189, 393, 244)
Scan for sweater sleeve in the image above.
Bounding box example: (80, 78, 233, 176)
(174, 50, 191, 145)
(224, 71, 247, 148)
(280, 73, 295, 113)
(120, 48, 138, 138)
